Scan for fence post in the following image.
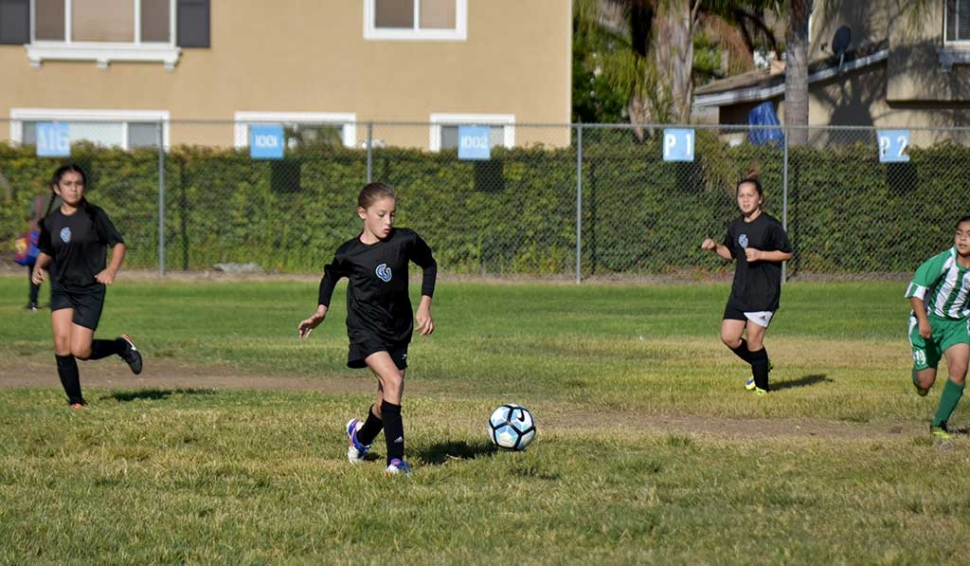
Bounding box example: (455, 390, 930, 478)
(782, 125, 789, 283)
(366, 122, 373, 183)
(157, 121, 166, 276)
(575, 124, 583, 284)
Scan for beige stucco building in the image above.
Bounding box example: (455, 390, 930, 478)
(693, 0, 970, 145)
(0, 0, 572, 150)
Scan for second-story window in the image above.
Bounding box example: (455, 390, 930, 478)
(364, 0, 467, 41)
(35, 0, 173, 43)
(946, 0, 970, 43)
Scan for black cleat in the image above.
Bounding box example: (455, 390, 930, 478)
(119, 334, 143, 375)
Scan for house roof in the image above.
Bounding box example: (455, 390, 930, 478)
(694, 40, 889, 107)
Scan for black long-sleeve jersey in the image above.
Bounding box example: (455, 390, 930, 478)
(723, 212, 792, 312)
(318, 228, 437, 346)
(38, 204, 124, 292)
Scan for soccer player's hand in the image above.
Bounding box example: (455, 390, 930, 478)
(31, 267, 46, 285)
(416, 307, 434, 336)
(95, 268, 117, 285)
(701, 238, 716, 251)
(918, 319, 932, 339)
(744, 247, 763, 262)
(298, 312, 325, 339)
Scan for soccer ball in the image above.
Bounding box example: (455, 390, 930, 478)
(487, 404, 536, 451)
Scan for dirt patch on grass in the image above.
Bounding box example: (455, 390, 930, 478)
(0, 357, 925, 441)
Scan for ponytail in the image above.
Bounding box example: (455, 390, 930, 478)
(736, 164, 764, 198)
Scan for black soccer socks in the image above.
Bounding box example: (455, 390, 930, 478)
(381, 401, 405, 463)
(55, 354, 84, 405)
(357, 404, 384, 447)
(88, 338, 124, 360)
(730, 338, 754, 364)
(750, 348, 770, 391)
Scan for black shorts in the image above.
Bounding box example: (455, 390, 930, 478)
(347, 340, 409, 370)
(50, 285, 106, 330)
(723, 301, 775, 328)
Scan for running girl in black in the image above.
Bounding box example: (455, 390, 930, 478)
(31, 164, 143, 407)
(701, 170, 792, 394)
(298, 182, 437, 475)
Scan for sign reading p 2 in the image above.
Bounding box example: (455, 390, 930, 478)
(878, 130, 910, 163)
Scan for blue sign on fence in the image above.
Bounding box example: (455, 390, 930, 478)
(36, 122, 70, 157)
(663, 129, 694, 162)
(250, 125, 285, 160)
(458, 126, 491, 160)
(877, 130, 910, 163)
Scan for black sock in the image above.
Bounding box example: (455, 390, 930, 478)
(89, 338, 124, 360)
(730, 338, 753, 364)
(356, 404, 383, 446)
(750, 348, 770, 391)
(381, 401, 405, 463)
(56, 354, 84, 405)
(27, 266, 39, 303)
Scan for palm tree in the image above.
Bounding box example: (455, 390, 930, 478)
(783, 0, 811, 145)
(575, 0, 779, 129)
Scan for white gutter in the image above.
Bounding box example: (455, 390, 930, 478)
(693, 49, 889, 107)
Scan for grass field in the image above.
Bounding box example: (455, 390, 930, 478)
(2, 274, 970, 564)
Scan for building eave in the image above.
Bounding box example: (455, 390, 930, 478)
(693, 49, 889, 108)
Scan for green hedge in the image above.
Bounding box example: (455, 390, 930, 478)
(1, 136, 965, 276)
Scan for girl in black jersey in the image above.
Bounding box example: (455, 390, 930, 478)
(701, 171, 792, 394)
(298, 182, 437, 475)
(31, 165, 143, 408)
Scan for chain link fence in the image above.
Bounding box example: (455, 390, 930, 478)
(1, 119, 966, 280)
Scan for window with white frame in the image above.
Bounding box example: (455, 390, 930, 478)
(946, 0, 970, 43)
(27, 0, 180, 68)
(234, 112, 358, 150)
(429, 114, 515, 152)
(364, 0, 467, 41)
(10, 108, 169, 149)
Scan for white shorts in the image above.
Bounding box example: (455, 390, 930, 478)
(744, 310, 774, 328)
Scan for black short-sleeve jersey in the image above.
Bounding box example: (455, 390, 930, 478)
(317, 228, 437, 347)
(722, 212, 792, 312)
(38, 204, 125, 292)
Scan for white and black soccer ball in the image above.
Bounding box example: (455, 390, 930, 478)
(487, 404, 536, 451)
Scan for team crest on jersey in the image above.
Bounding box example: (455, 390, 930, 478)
(60, 227, 72, 243)
(738, 234, 749, 248)
(375, 263, 392, 282)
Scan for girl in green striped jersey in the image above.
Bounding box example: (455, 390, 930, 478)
(905, 216, 970, 438)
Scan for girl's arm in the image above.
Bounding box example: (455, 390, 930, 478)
(416, 295, 434, 336)
(298, 304, 329, 339)
(909, 296, 932, 339)
(744, 248, 793, 263)
(299, 256, 344, 339)
(701, 238, 734, 261)
(95, 242, 126, 285)
(31, 252, 52, 284)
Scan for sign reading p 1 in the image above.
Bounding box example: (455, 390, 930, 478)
(663, 129, 694, 162)
(878, 130, 910, 163)
(36, 123, 70, 157)
(458, 126, 491, 161)
(250, 125, 284, 160)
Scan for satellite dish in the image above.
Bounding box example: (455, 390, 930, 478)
(832, 25, 851, 73)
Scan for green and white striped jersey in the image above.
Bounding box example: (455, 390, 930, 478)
(905, 247, 970, 320)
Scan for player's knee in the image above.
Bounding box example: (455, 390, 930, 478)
(72, 346, 92, 360)
(720, 334, 740, 348)
(381, 373, 403, 396)
(950, 366, 969, 384)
